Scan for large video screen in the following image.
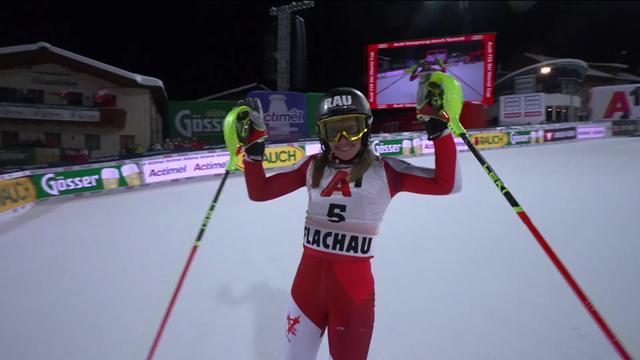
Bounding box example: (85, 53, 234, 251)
(367, 33, 495, 109)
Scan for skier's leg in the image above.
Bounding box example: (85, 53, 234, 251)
(283, 299, 325, 360)
(327, 296, 374, 360)
(327, 261, 375, 360)
(284, 254, 328, 360)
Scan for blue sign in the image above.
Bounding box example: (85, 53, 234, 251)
(246, 91, 307, 143)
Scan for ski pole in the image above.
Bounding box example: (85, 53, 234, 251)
(458, 132, 631, 360)
(146, 106, 248, 360)
(422, 71, 631, 360)
(146, 170, 230, 360)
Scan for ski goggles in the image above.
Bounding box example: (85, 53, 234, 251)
(317, 115, 368, 143)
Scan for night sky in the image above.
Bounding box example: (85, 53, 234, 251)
(2, 1, 639, 100)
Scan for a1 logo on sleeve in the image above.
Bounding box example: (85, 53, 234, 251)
(320, 170, 351, 197)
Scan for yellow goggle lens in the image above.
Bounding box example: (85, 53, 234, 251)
(318, 115, 368, 143)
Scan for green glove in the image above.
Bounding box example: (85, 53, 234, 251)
(236, 97, 267, 147)
(236, 98, 268, 161)
(223, 105, 251, 171)
(404, 64, 418, 75)
(416, 71, 466, 137)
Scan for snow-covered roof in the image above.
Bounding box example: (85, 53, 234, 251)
(586, 68, 616, 78)
(496, 58, 589, 85)
(583, 61, 628, 69)
(0, 42, 167, 101)
(524, 52, 640, 82)
(523, 53, 556, 63)
(613, 72, 640, 82)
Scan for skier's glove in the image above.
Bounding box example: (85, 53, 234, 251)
(416, 71, 466, 138)
(236, 97, 267, 161)
(416, 80, 450, 140)
(423, 117, 450, 141)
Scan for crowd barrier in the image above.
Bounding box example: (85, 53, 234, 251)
(0, 120, 629, 219)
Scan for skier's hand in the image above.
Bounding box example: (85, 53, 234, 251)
(237, 97, 267, 161)
(423, 117, 450, 141)
(237, 97, 267, 144)
(416, 71, 466, 137)
(404, 64, 418, 75)
(416, 78, 450, 140)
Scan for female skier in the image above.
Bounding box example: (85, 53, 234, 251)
(235, 79, 462, 360)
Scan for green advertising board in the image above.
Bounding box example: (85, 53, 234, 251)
(370, 138, 409, 157)
(0, 148, 35, 166)
(305, 92, 324, 139)
(0, 148, 61, 167)
(507, 130, 544, 146)
(32, 163, 142, 199)
(168, 101, 235, 146)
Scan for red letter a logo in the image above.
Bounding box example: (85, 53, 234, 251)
(603, 91, 630, 119)
(321, 170, 351, 197)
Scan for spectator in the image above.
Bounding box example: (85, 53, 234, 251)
(190, 138, 204, 150)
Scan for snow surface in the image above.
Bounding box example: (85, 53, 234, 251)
(1, 137, 639, 360)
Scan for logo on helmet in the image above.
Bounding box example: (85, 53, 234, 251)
(324, 95, 353, 109)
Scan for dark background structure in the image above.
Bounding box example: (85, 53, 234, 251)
(2, 1, 638, 99)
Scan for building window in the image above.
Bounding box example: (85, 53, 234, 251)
(1, 131, 19, 147)
(120, 135, 135, 153)
(546, 107, 553, 123)
(44, 133, 61, 148)
(0, 87, 45, 104)
(85, 134, 101, 151)
(20, 89, 45, 104)
(65, 91, 85, 106)
(0, 87, 19, 102)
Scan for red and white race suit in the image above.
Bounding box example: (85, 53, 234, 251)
(243, 133, 461, 360)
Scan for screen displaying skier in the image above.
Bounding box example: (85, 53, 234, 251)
(366, 33, 496, 109)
